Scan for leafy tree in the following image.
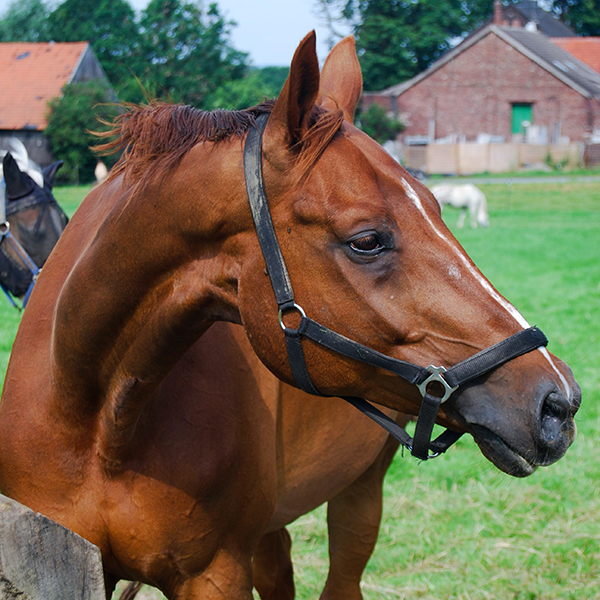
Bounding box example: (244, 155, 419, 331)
(253, 67, 289, 97)
(550, 0, 600, 35)
(44, 80, 116, 184)
(138, 0, 248, 107)
(47, 0, 142, 98)
(208, 66, 289, 110)
(0, 0, 51, 42)
(314, 0, 493, 90)
(358, 102, 404, 143)
(208, 71, 274, 110)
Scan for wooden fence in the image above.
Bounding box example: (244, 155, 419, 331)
(404, 142, 584, 175)
(0, 494, 105, 599)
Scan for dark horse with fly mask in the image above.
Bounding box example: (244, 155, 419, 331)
(0, 149, 67, 307)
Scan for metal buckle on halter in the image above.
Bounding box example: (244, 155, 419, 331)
(416, 365, 458, 403)
(278, 302, 307, 334)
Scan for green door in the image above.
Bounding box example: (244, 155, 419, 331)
(512, 103, 533, 134)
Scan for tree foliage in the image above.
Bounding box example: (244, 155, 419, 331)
(208, 66, 289, 110)
(44, 81, 116, 184)
(358, 102, 404, 143)
(136, 0, 248, 106)
(251, 67, 289, 97)
(316, 0, 491, 91)
(46, 0, 141, 92)
(0, 0, 51, 42)
(550, 0, 600, 35)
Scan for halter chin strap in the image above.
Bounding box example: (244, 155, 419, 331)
(243, 113, 548, 461)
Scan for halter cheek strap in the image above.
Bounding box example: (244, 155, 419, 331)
(243, 113, 548, 461)
(0, 221, 40, 309)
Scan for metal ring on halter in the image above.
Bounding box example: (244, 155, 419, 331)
(416, 365, 459, 403)
(405, 443, 440, 459)
(278, 302, 307, 334)
(0, 221, 10, 236)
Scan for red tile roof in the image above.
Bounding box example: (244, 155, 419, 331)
(551, 37, 600, 74)
(0, 42, 89, 131)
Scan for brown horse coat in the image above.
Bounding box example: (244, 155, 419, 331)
(0, 34, 579, 600)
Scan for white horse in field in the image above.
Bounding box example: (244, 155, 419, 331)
(430, 183, 489, 229)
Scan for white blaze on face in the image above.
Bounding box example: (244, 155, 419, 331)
(401, 178, 571, 397)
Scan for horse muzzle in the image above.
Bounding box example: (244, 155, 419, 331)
(467, 379, 580, 477)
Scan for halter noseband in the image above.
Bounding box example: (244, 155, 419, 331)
(243, 113, 548, 460)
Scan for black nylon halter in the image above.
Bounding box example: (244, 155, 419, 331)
(243, 113, 548, 460)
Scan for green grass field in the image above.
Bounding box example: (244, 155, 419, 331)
(1, 178, 599, 600)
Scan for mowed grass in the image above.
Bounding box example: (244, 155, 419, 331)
(1, 179, 599, 600)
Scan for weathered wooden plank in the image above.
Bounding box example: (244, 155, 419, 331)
(0, 494, 105, 600)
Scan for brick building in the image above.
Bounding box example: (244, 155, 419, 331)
(363, 4, 600, 146)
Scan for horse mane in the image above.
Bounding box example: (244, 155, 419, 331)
(95, 100, 344, 184)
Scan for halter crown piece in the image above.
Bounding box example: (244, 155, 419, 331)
(243, 114, 548, 460)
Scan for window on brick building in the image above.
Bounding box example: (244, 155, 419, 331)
(512, 103, 533, 134)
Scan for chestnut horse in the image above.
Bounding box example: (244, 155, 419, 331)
(0, 34, 580, 600)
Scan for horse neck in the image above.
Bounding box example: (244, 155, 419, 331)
(49, 148, 250, 456)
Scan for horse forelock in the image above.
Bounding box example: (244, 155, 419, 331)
(94, 100, 344, 185)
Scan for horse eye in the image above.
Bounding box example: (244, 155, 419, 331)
(350, 234, 383, 254)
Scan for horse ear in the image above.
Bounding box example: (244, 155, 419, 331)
(3, 152, 34, 200)
(43, 160, 64, 190)
(318, 36, 362, 123)
(267, 31, 320, 147)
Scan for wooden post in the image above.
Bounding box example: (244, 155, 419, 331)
(0, 494, 106, 600)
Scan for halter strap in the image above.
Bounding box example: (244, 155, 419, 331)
(242, 115, 295, 307)
(0, 222, 40, 309)
(243, 113, 548, 460)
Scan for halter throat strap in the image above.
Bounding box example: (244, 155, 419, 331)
(243, 113, 548, 460)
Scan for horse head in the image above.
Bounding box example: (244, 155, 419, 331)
(236, 33, 579, 477)
(2, 149, 63, 203)
(40, 33, 579, 478)
(0, 147, 67, 297)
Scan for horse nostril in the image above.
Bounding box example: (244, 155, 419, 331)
(543, 391, 570, 419)
(538, 391, 570, 450)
